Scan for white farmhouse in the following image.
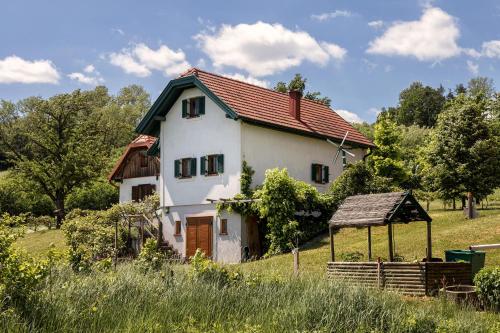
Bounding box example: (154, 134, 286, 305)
(136, 68, 374, 263)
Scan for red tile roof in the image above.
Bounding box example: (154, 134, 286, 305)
(179, 68, 374, 147)
(108, 135, 158, 181)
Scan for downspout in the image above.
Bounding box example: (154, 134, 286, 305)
(362, 147, 374, 161)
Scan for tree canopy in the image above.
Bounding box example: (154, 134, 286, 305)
(0, 85, 150, 226)
(274, 74, 331, 106)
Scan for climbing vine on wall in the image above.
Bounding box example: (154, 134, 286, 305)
(218, 163, 334, 255)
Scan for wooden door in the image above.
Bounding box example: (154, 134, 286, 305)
(186, 216, 213, 258)
(246, 216, 261, 258)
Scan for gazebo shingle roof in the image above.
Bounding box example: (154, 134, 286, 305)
(329, 192, 431, 228)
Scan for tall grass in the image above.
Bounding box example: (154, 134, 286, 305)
(4, 264, 499, 333)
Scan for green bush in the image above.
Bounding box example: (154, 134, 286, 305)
(66, 181, 119, 211)
(0, 215, 47, 309)
(474, 266, 500, 311)
(190, 249, 240, 286)
(63, 194, 160, 272)
(0, 173, 54, 216)
(136, 238, 165, 272)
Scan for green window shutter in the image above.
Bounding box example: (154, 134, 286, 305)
(217, 154, 224, 174)
(311, 164, 317, 181)
(323, 166, 329, 184)
(198, 97, 205, 115)
(174, 159, 181, 178)
(190, 158, 197, 176)
(342, 150, 347, 169)
(182, 99, 188, 118)
(200, 156, 207, 175)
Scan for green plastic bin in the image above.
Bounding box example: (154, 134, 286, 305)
(445, 250, 486, 277)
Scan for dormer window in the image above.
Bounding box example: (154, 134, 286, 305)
(182, 96, 205, 118)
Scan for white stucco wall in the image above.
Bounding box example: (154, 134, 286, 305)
(241, 122, 366, 192)
(118, 176, 159, 203)
(161, 204, 242, 263)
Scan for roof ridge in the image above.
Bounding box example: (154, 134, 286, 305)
(182, 67, 334, 107)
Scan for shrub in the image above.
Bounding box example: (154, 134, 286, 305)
(0, 216, 47, 308)
(63, 194, 160, 272)
(474, 266, 500, 311)
(27, 215, 55, 231)
(136, 238, 165, 272)
(190, 249, 240, 286)
(66, 181, 119, 211)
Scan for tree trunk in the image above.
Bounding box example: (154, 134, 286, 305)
(426, 200, 430, 212)
(55, 192, 65, 229)
(461, 196, 466, 210)
(467, 192, 474, 219)
(452, 198, 456, 210)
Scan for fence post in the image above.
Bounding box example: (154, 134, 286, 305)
(292, 248, 299, 276)
(377, 257, 383, 289)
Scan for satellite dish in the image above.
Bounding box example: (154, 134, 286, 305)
(327, 131, 355, 166)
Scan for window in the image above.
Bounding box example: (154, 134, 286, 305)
(174, 158, 197, 178)
(311, 163, 329, 184)
(200, 154, 224, 176)
(132, 184, 156, 202)
(220, 219, 228, 235)
(182, 97, 205, 118)
(174, 220, 181, 236)
(342, 150, 347, 170)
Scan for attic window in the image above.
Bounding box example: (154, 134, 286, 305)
(311, 163, 329, 184)
(182, 97, 205, 118)
(140, 152, 148, 168)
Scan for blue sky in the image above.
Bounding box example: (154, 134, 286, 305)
(1, 0, 500, 123)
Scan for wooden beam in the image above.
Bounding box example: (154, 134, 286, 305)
(388, 223, 394, 262)
(368, 226, 372, 261)
(426, 221, 432, 261)
(329, 226, 335, 262)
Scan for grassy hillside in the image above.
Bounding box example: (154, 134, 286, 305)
(238, 208, 500, 278)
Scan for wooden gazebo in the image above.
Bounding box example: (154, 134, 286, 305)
(327, 192, 472, 296)
(329, 192, 432, 262)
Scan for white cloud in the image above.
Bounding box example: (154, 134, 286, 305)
(111, 28, 125, 36)
(368, 107, 381, 115)
(466, 60, 479, 75)
(68, 72, 104, 85)
(109, 43, 190, 77)
(311, 10, 352, 22)
(222, 73, 269, 88)
(336, 109, 363, 123)
(195, 21, 346, 77)
(83, 64, 95, 73)
(367, 7, 461, 61)
(368, 20, 384, 29)
(0, 55, 60, 84)
(482, 40, 500, 58)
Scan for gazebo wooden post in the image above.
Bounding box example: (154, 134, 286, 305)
(387, 223, 394, 262)
(329, 226, 335, 262)
(426, 220, 432, 261)
(367, 226, 372, 261)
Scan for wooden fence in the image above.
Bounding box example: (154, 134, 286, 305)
(327, 262, 471, 296)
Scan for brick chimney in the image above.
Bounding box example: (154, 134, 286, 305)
(289, 90, 301, 120)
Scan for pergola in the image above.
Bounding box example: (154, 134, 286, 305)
(329, 192, 432, 262)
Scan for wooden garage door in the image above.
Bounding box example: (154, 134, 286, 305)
(186, 216, 213, 258)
